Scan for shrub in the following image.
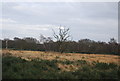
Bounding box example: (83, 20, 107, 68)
(94, 62, 118, 70)
(2, 55, 120, 79)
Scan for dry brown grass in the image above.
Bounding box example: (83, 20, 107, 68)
(57, 63, 80, 72)
(2, 49, 120, 65)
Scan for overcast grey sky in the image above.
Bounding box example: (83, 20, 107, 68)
(0, 2, 118, 42)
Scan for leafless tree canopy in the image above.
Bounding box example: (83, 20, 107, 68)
(53, 26, 70, 53)
(53, 27, 70, 42)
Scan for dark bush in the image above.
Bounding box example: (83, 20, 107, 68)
(94, 62, 118, 70)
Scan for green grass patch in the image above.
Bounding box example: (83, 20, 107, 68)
(2, 55, 120, 79)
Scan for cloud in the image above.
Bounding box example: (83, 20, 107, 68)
(2, 23, 62, 39)
(2, 24, 60, 31)
(0, 18, 17, 23)
(68, 17, 117, 29)
(1, 2, 118, 42)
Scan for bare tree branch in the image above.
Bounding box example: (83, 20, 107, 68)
(52, 26, 70, 53)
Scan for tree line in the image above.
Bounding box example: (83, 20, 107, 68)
(1, 27, 119, 55)
(1, 37, 119, 55)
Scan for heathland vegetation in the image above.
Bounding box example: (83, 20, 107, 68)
(2, 52, 120, 79)
(1, 27, 120, 79)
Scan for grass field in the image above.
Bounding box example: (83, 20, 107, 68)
(2, 49, 120, 65)
(2, 49, 120, 79)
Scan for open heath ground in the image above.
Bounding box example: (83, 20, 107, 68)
(2, 49, 120, 65)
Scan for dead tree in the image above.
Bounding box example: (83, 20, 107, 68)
(39, 34, 47, 51)
(53, 26, 70, 53)
(39, 35, 53, 51)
